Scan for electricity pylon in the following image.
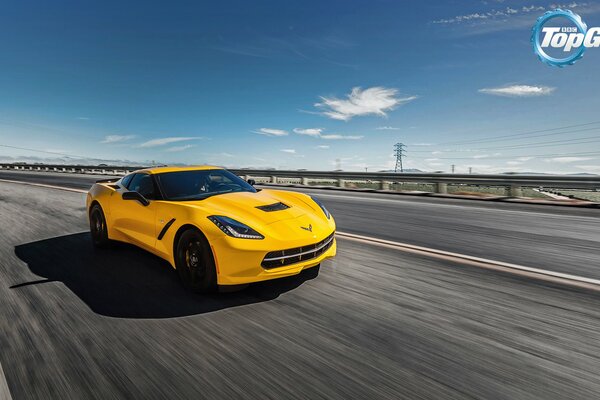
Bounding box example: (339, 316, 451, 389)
(394, 143, 406, 173)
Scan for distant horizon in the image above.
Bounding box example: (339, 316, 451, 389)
(1, 156, 599, 176)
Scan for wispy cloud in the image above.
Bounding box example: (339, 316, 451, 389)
(545, 156, 594, 163)
(101, 134, 136, 144)
(431, 3, 600, 36)
(433, 4, 561, 25)
(293, 127, 363, 140)
(281, 148, 296, 154)
(376, 126, 400, 130)
(479, 85, 555, 97)
(314, 86, 417, 121)
(316, 145, 330, 149)
(575, 165, 600, 173)
(165, 144, 196, 152)
(293, 128, 323, 137)
(320, 134, 363, 140)
(76, 117, 90, 120)
(139, 137, 204, 148)
(253, 128, 289, 137)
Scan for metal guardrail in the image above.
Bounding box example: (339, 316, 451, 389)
(1, 163, 598, 196)
(229, 169, 600, 196)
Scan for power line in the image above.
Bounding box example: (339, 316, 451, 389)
(408, 127, 600, 153)
(410, 149, 600, 160)
(434, 120, 600, 146)
(450, 135, 600, 152)
(0, 144, 87, 159)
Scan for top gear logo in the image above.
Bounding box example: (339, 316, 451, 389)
(531, 9, 600, 67)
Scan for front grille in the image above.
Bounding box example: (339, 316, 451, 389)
(261, 232, 335, 269)
(256, 202, 290, 212)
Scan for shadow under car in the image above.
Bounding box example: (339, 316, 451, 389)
(12, 232, 320, 319)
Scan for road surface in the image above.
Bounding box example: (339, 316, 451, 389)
(1, 173, 600, 399)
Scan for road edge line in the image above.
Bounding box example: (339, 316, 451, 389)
(336, 231, 600, 291)
(0, 178, 87, 194)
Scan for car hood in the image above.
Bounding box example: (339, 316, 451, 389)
(182, 189, 318, 226)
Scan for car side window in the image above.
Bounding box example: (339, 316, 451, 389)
(128, 173, 157, 200)
(121, 174, 134, 189)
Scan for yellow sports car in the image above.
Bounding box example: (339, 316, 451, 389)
(86, 166, 336, 292)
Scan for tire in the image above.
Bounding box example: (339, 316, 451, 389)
(89, 204, 110, 249)
(175, 229, 217, 293)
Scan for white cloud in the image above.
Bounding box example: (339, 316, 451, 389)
(433, 5, 551, 24)
(376, 126, 400, 130)
(101, 135, 136, 144)
(320, 134, 363, 140)
(139, 137, 204, 147)
(253, 128, 289, 136)
(293, 128, 323, 137)
(472, 154, 490, 159)
(517, 156, 534, 161)
(479, 85, 555, 97)
(545, 156, 594, 163)
(506, 161, 522, 166)
(77, 117, 90, 120)
(431, 151, 443, 155)
(293, 127, 363, 140)
(281, 149, 296, 154)
(410, 143, 433, 146)
(165, 144, 196, 152)
(316, 145, 330, 149)
(314, 86, 417, 121)
(575, 165, 600, 173)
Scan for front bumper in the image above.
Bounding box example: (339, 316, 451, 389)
(211, 232, 337, 285)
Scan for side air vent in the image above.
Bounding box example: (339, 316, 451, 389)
(256, 202, 290, 212)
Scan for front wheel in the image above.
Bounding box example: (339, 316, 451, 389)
(175, 229, 217, 293)
(89, 204, 110, 249)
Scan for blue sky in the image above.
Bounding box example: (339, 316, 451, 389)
(1, 0, 600, 173)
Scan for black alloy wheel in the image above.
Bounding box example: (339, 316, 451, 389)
(176, 229, 217, 293)
(90, 204, 110, 248)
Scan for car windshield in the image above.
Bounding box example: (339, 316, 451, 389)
(155, 169, 256, 201)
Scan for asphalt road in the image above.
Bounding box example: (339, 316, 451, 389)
(2, 175, 600, 399)
(3, 170, 600, 279)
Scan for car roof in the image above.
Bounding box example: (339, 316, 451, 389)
(132, 165, 223, 175)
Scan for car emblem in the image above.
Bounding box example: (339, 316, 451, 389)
(301, 224, 312, 232)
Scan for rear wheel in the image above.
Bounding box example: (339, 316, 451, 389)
(175, 229, 217, 293)
(89, 204, 109, 248)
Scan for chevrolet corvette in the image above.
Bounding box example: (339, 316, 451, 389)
(86, 166, 336, 292)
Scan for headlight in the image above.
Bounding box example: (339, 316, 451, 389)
(310, 196, 331, 219)
(208, 216, 264, 239)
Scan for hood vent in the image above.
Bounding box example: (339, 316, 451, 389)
(256, 202, 290, 212)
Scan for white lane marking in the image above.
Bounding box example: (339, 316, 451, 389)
(0, 361, 13, 400)
(0, 178, 87, 193)
(307, 191, 599, 222)
(2, 178, 599, 289)
(336, 231, 600, 290)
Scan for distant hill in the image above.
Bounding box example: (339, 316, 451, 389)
(377, 169, 423, 173)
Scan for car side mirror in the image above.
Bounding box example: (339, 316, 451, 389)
(122, 191, 150, 206)
(247, 179, 256, 186)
